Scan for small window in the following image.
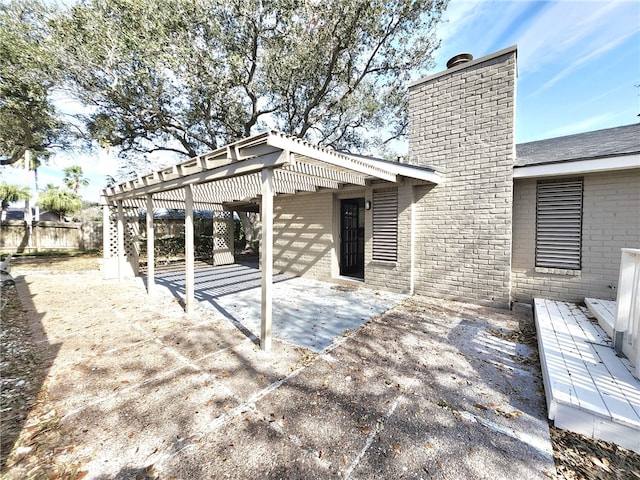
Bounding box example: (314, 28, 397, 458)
(535, 178, 583, 270)
(373, 188, 398, 262)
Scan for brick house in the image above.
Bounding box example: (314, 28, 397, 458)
(102, 45, 640, 347)
(512, 124, 639, 303)
(407, 46, 639, 306)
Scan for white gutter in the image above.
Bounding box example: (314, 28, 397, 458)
(513, 154, 640, 179)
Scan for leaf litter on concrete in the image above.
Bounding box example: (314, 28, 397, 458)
(1, 255, 639, 479)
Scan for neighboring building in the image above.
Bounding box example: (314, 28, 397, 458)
(3, 208, 59, 222)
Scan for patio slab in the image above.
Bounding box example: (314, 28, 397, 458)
(152, 262, 407, 352)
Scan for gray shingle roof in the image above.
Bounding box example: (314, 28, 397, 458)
(516, 123, 640, 167)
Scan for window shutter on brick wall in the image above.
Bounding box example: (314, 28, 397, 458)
(373, 188, 398, 262)
(535, 179, 583, 269)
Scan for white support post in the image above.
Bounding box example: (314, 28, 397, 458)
(185, 185, 195, 314)
(146, 194, 155, 294)
(102, 198, 110, 261)
(261, 168, 274, 351)
(409, 187, 416, 295)
(116, 200, 125, 281)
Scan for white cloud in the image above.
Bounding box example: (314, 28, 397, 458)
(541, 112, 617, 138)
(534, 30, 637, 94)
(517, 1, 639, 75)
(431, 0, 489, 69)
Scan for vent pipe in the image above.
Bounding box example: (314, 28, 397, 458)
(446, 53, 473, 69)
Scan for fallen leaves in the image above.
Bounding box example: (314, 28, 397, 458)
(495, 407, 523, 420)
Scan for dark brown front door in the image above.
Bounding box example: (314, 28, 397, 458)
(340, 198, 365, 279)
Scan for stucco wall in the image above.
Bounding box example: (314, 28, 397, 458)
(407, 47, 517, 308)
(512, 169, 640, 303)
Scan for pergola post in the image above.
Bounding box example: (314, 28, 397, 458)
(146, 194, 155, 294)
(116, 200, 125, 281)
(102, 196, 110, 264)
(261, 168, 274, 351)
(184, 185, 195, 314)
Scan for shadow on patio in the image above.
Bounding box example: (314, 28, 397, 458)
(146, 261, 406, 352)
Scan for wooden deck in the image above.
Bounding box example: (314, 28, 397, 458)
(534, 298, 640, 453)
(584, 298, 616, 339)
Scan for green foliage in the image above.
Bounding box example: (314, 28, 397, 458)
(0, 181, 31, 204)
(37, 184, 83, 221)
(0, 181, 31, 220)
(0, 1, 69, 166)
(53, 0, 448, 159)
(140, 234, 214, 262)
(63, 165, 90, 193)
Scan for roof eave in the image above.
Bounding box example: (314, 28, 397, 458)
(513, 153, 640, 179)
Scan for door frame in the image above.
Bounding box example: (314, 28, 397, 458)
(339, 197, 365, 279)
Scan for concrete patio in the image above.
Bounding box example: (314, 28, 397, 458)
(148, 261, 407, 352)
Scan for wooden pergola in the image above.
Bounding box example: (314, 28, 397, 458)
(102, 130, 442, 350)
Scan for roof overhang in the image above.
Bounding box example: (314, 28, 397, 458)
(102, 130, 442, 208)
(513, 154, 640, 179)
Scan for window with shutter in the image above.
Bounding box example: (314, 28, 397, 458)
(535, 179, 583, 270)
(373, 188, 398, 262)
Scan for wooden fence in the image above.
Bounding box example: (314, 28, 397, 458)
(0, 221, 103, 254)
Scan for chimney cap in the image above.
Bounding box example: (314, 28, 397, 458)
(446, 53, 473, 69)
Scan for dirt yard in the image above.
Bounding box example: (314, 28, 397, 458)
(1, 255, 639, 479)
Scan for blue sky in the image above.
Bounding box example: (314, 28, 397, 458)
(431, 0, 639, 142)
(2, 0, 639, 204)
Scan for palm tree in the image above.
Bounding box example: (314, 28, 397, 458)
(63, 165, 89, 193)
(13, 149, 44, 220)
(0, 182, 31, 221)
(38, 184, 83, 221)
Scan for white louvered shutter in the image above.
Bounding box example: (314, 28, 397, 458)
(535, 179, 583, 269)
(373, 188, 398, 262)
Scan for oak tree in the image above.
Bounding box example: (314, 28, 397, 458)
(54, 0, 448, 160)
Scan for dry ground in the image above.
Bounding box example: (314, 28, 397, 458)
(1, 255, 639, 479)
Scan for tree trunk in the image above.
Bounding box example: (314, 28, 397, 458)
(240, 212, 260, 252)
(23, 150, 32, 225)
(33, 166, 40, 221)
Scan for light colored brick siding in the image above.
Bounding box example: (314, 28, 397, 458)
(512, 169, 640, 303)
(272, 192, 333, 279)
(271, 186, 414, 294)
(364, 184, 413, 293)
(408, 48, 516, 308)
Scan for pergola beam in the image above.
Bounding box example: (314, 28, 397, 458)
(108, 150, 291, 201)
(268, 133, 398, 183)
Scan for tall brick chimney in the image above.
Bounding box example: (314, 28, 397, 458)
(407, 46, 517, 308)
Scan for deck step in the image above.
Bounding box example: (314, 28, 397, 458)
(534, 298, 640, 453)
(585, 297, 616, 339)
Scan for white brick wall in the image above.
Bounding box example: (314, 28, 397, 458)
(273, 192, 334, 279)
(364, 184, 413, 293)
(408, 48, 517, 308)
(512, 169, 640, 302)
(272, 185, 415, 294)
